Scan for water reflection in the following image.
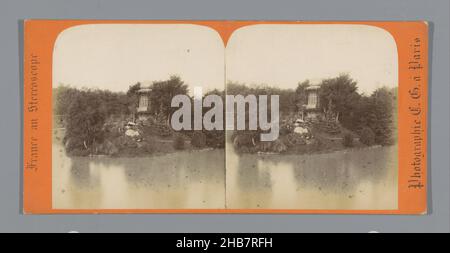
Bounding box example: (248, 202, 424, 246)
(226, 145, 398, 210)
(53, 144, 226, 209)
(53, 142, 397, 210)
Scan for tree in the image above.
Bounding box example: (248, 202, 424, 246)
(149, 75, 189, 120)
(351, 95, 376, 130)
(319, 74, 360, 123)
(295, 80, 310, 119)
(203, 89, 225, 148)
(53, 84, 79, 116)
(370, 87, 397, 145)
(61, 88, 131, 154)
(64, 90, 106, 153)
(127, 82, 141, 96)
(126, 82, 141, 113)
(350, 86, 397, 146)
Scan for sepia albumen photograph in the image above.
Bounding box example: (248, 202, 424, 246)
(52, 24, 398, 210)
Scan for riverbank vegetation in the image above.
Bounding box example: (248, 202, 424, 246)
(229, 74, 397, 154)
(53, 76, 225, 156)
(53, 74, 397, 156)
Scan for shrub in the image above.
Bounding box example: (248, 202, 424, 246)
(232, 132, 257, 148)
(373, 125, 396, 146)
(282, 133, 306, 147)
(342, 133, 354, 147)
(313, 118, 341, 135)
(63, 137, 84, 154)
(271, 139, 287, 153)
(190, 131, 207, 148)
(173, 135, 185, 150)
(98, 140, 119, 155)
(113, 135, 138, 149)
(204, 130, 225, 148)
(279, 125, 291, 136)
(156, 123, 173, 137)
(142, 121, 172, 137)
(140, 141, 155, 154)
(359, 127, 375, 146)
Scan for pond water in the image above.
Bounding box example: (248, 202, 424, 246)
(226, 144, 398, 210)
(53, 143, 397, 210)
(52, 144, 226, 209)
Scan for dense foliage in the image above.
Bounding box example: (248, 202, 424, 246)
(54, 74, 397, 156)
(54, 76, 224, 156)
(54, 85, 131, 155)
(228, 74, 397, 152)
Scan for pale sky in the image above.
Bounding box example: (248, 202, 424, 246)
(53, 24, 225, 94)
(226, 24, 398, 95)
(54, 24, 397, 96)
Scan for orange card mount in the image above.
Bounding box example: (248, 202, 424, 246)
(23, 20, 428, 214)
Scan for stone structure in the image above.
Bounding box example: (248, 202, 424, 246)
(303, 84, 321, 120)
(136, 81, 152, 121)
